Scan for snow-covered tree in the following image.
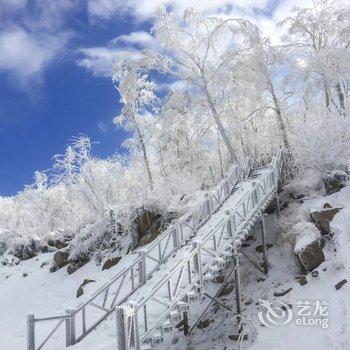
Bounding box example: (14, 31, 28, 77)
(113, 57, 158, 189)
(152, 7, 249, 163)
(281, 0, 350, 115)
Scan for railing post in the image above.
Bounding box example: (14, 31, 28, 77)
(138, 250, 147, 285)
(205, 193, 212, 215)
(232, 242, 243, 334)
(172, 220, 180, 248)
(261, 215, 269, 274)
(65, 310, 75, 346)
(27, 314, 35, 350)
(225, 211, 235, 239)
(192, 240, 204, 291)
(65, 310, 72, 347)
(130, 303, 141, 350)
(116, 306, 131, 350)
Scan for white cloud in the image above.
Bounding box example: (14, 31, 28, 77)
(77, 47, 142, 77)
(0, 0, 79, 85)
(98, 120, 109, 133)
(87, 0, 270, 21)
(0, 28, 69, 80)
(112, 31, 155, 48)
(86, 0, 318, 45)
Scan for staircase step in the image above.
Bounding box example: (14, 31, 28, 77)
(152, 332, 164, 344)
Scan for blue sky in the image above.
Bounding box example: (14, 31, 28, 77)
(0, 1, 152, 195)
(0, 0, 305, 196)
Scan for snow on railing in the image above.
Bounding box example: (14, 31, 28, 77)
(115, 151, 284, 349)
(26, 153, 278, 350)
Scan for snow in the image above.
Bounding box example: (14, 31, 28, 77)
(1, 173, 350, 350)
(292, 222, 322, 254)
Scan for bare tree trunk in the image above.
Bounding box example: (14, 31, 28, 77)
(203, 86, 238, 163)
(335, 82, 346, 116)
(267, 78, 291, 153)
(131, 114, 154, 190)
(217, 130, 224, 178)
(323, 78, 330, 110)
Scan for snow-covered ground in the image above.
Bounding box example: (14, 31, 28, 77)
(1, 181, 350, 350)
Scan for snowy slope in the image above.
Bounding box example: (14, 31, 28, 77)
(2, 177, 349, 350)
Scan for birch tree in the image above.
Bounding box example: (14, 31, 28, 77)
(113, 58, 157, 189)
(238, 21, 292, 153)
(152, 7, 246, 163)
(280, 0, 350, 115)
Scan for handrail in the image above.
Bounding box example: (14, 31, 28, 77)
(26, 152, 282, 350)
(115, 151, 284, 348)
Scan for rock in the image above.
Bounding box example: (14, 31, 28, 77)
(257, 277, 266, 283)
(40, 261, 48, 268)
(255, 243, 273, 253)
(102, 257, 122, 270)
(323, 170, 349, 194)
(296, 276, 307, 286)
(40, 245, 56, 254)
(53, 250, 69, 268)
(241, 242, 250, 248)
(67, 257, 90, 275)
(323, 203, 332, 209)
(12, 241, 37, 260)
(67, 264, 80, 275)
(22, 273, 28, 278)
(134, 208, 176, 247)
(217, 282, 235, 297)
(311, 270, 319, 278)
(246, 235, 256, 241)
(310, 208, 342, 236)
(298, 242, 325, 273)
(274, 287, 293, 297)
(77, 279, 95, 298)
(197, 319, 213, 329)
(335, 279, 347, 290)
(48, 238, 68, 250)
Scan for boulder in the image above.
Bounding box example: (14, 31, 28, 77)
(102, 256, 121, 271)
(297, 242, 325, 273)
(53, 250, 69, 268)
(310, 208, 342, 236)
(46, 231, 73, 250)
(66, 253, 90, 274)
(12, 244, 37, 260)
(67, 264, 80, 275)
(10, 237, 40, 261)
(133, 208, 177, 247)
(323, 170, 349, 194)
